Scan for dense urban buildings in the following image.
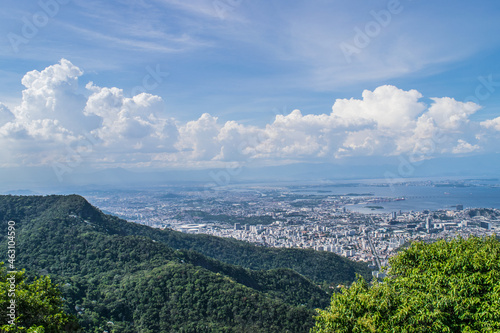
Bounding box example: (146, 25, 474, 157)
(84, 180, 499, 270)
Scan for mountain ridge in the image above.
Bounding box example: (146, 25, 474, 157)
(0, 194, 370, 332)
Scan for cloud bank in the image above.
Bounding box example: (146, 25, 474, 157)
(0, 59, 498, 170)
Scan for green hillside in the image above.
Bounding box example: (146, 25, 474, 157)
(0, 194, 370, 332)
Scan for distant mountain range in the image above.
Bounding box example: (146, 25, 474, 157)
(1, 154, 499, 192)
(0, 195, 371, 332)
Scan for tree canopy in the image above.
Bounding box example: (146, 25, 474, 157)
(0, 263, 79, 332)
(312, 235, 500, 333)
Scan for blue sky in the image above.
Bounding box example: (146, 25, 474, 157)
(1, 0, 500, 183)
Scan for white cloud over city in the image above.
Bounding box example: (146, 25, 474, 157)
(0, 59, 499, 170)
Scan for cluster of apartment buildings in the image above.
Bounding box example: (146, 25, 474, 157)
(85, 187, 499, 265)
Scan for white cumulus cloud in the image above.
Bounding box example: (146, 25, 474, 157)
(176, 113, 222, 160)
(481, 117, 500, 132)
(84, 82, 177, 153)
(452, 139, 480, 154)
(0, 60, 498, 170)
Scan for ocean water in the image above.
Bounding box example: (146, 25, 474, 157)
(289, 184, 500, 213)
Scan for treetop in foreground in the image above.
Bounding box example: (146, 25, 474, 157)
(0, 263, 79, 332)
(312, 235, 500, 333)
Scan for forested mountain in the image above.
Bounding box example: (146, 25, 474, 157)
(0, 195, 370, 332)
(0, 194, 371, 284)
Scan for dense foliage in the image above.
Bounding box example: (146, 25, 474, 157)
(0, 194, 370, 332)
(156, 233, 372, 285)
(312, 236, 500, 332)
(0, 264, 79, 332)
